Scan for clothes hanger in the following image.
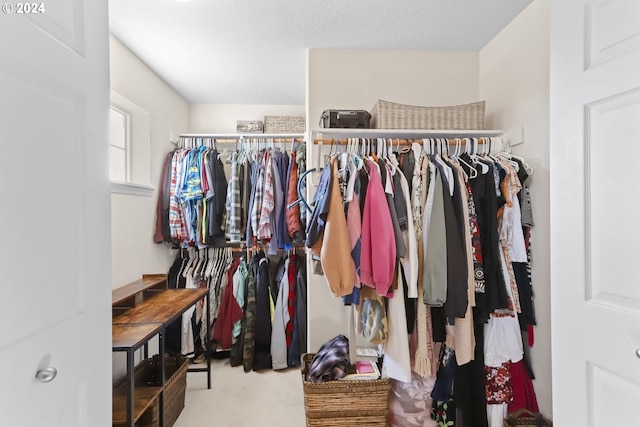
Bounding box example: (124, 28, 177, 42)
(498, 136, 534, 176)
(496, 146, 520, 172)
(448, 138, 466, 179)
(201, 248, 212, 277)
(329, 137, 337, 157)
(349, 139, 364, 171)
(398, 138, 410, 153)
(215, 247, 227, 278)
(422, 138, 430, 156)
(190, 248, 204, 277)
(239, 136, 247, 163)
(457, 138, 478, 179)
(473, 138, 492, 174)
(203, 247, 213, 278)
(188, 249, 200, 278)
(212, 247, 225, 280)
(344, 145, 361, 202)
(442, 138, 452, 159)
(182, 248, 196, 278)
(488, 137, 508, 168)
(386, 138, 399, 171)
(222, 247, 232, 274)
(177, 250, 189, 280)
(432, 138, 455, 196)
(194, 248, 207, 278)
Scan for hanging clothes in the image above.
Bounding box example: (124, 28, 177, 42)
(155, 139, 306, 249)
(212, 258, 243, 349)
(304, 136, 539, 427)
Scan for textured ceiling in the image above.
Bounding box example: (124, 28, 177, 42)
(109, 0, 534, 105)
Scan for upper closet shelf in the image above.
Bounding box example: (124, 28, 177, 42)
(179, 133, 304, 139)
(310, 128, 503, 139)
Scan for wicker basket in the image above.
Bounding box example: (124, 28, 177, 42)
(144, 354, 189, 427)
(264, 115, 305, 134)
(370, 99, 486, 130)
(503, 409, 553, 427)
(301, 353, 390, 427)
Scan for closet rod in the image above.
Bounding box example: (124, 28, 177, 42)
(180, 133, 304, 139)
(312, 137, 495, 145)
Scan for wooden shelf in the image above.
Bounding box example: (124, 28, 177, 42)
(112, 323, 163, 351)
(112, 274, 168, 308)
(112, 386, 162, 426)
(113, 288, 208, 326)
(112, 276, 211, 426)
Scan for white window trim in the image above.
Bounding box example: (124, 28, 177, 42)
(109, 105, 132, 182)
(109, 90, 152, 194)
(111, 181, 155, 197)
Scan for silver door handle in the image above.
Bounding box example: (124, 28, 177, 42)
(636, 349, 640, 359)
(35, 367, 57, 383)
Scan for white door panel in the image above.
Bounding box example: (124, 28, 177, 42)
(0, 64, 83, 350)
(0, 1, 111, 426)
(551, 0, 640, 425)
(586, 0, 640, 68)
(23, 0, 86, 56)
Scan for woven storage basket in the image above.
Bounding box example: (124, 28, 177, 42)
(143, 354, 189, 427)
(264, 115, 305, 134)
(503, 409, 553, 427)
(301, 353, 390, 427)
(370, 99, 486, 130)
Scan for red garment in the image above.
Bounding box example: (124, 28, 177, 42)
(286, 150, 301, 237)
(212, 260, 243, 349)
(285, 257, 296, 347)
(508, 359, 539, 414)
(486, 362, 513, 404)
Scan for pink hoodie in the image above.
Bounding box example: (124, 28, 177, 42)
(360, 159, 396, 296)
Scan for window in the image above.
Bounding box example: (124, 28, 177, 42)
(109, 91, 153, 196)
(109, 106, 130, 182)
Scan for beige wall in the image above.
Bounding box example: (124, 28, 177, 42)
(306, 48, 481, 351)
(190, 104, 305, 134)
(109, 34, 189, 289)
(479, 0, 552, 417)
(307, 49, 480, 132)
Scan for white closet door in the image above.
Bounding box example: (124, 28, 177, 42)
(551, 0, 640, 425)
(0, 1, 111, 426)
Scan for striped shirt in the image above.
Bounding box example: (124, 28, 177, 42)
(169, 150, 188, 244)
